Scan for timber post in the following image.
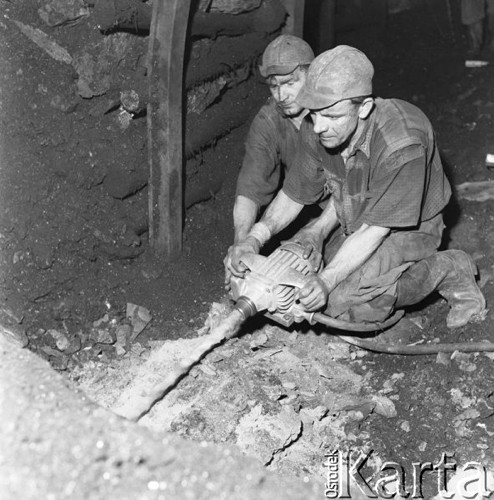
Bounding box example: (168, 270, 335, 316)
(147, 0, 191, 259)
(279, 0, 306, 36)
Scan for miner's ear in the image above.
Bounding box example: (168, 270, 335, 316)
(358, 97, 374, 119)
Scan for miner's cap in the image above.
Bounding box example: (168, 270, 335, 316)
(296, 45, 374, 110)
(259, 34, 314, 78)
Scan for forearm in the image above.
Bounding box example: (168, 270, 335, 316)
(301, 197, 339, 239)
(233, 195, 259, 244)
(260, 189, 303, 235)
(319, 224, 391, 292)
(248, 189, 304, 247)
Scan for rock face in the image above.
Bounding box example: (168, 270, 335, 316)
(72, 34, 137, 98)
(0, 330, 323, 499)
(38, 0, 90, 27)
(198, 0, 263, 14)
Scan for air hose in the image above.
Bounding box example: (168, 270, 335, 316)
(312, 311, 494, 355)
(309, 309, 405, 332)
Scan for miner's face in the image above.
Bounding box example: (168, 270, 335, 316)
(267, 67, 306, 117)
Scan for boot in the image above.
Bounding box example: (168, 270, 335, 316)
(396, 250, 486, 329)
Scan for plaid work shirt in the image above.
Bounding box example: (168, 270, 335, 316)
(236, 97, 303, 207)
(283, 98, 452, 235)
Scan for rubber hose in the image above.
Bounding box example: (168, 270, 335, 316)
(310, 309, 404, 332)
(312, 312, 494, 355)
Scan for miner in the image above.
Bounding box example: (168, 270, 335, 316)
(226, 45, 486, 329)
(224, 34, 314, 286)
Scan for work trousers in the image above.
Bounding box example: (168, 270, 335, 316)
(322, 214, 444, 322)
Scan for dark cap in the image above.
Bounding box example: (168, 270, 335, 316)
(296, 45, 374, 110)
(259, 35, 314, 78)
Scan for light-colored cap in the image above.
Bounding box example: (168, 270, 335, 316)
(259, 35, 314, 78)
(296, 45, 374, 110)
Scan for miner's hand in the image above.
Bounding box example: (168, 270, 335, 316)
(287, 229, 324, 272)
(297, 274, 330, 312)
(224, 236, 261, 286)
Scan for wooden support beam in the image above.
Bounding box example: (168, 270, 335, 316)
(147, 0, 191, 258)
(279, 0, 305, 37)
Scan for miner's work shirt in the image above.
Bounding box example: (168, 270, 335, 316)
(283, 98, 452, 235)
(235, 97, 305, 207)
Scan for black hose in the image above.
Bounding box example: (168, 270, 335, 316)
(311, 309, 404, 332)
(312, 311, 494, 355)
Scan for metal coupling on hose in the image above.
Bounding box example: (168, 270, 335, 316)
(234, 296, 258, 319)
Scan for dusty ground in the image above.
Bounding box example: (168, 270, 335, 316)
(3, 1, 494, 498)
